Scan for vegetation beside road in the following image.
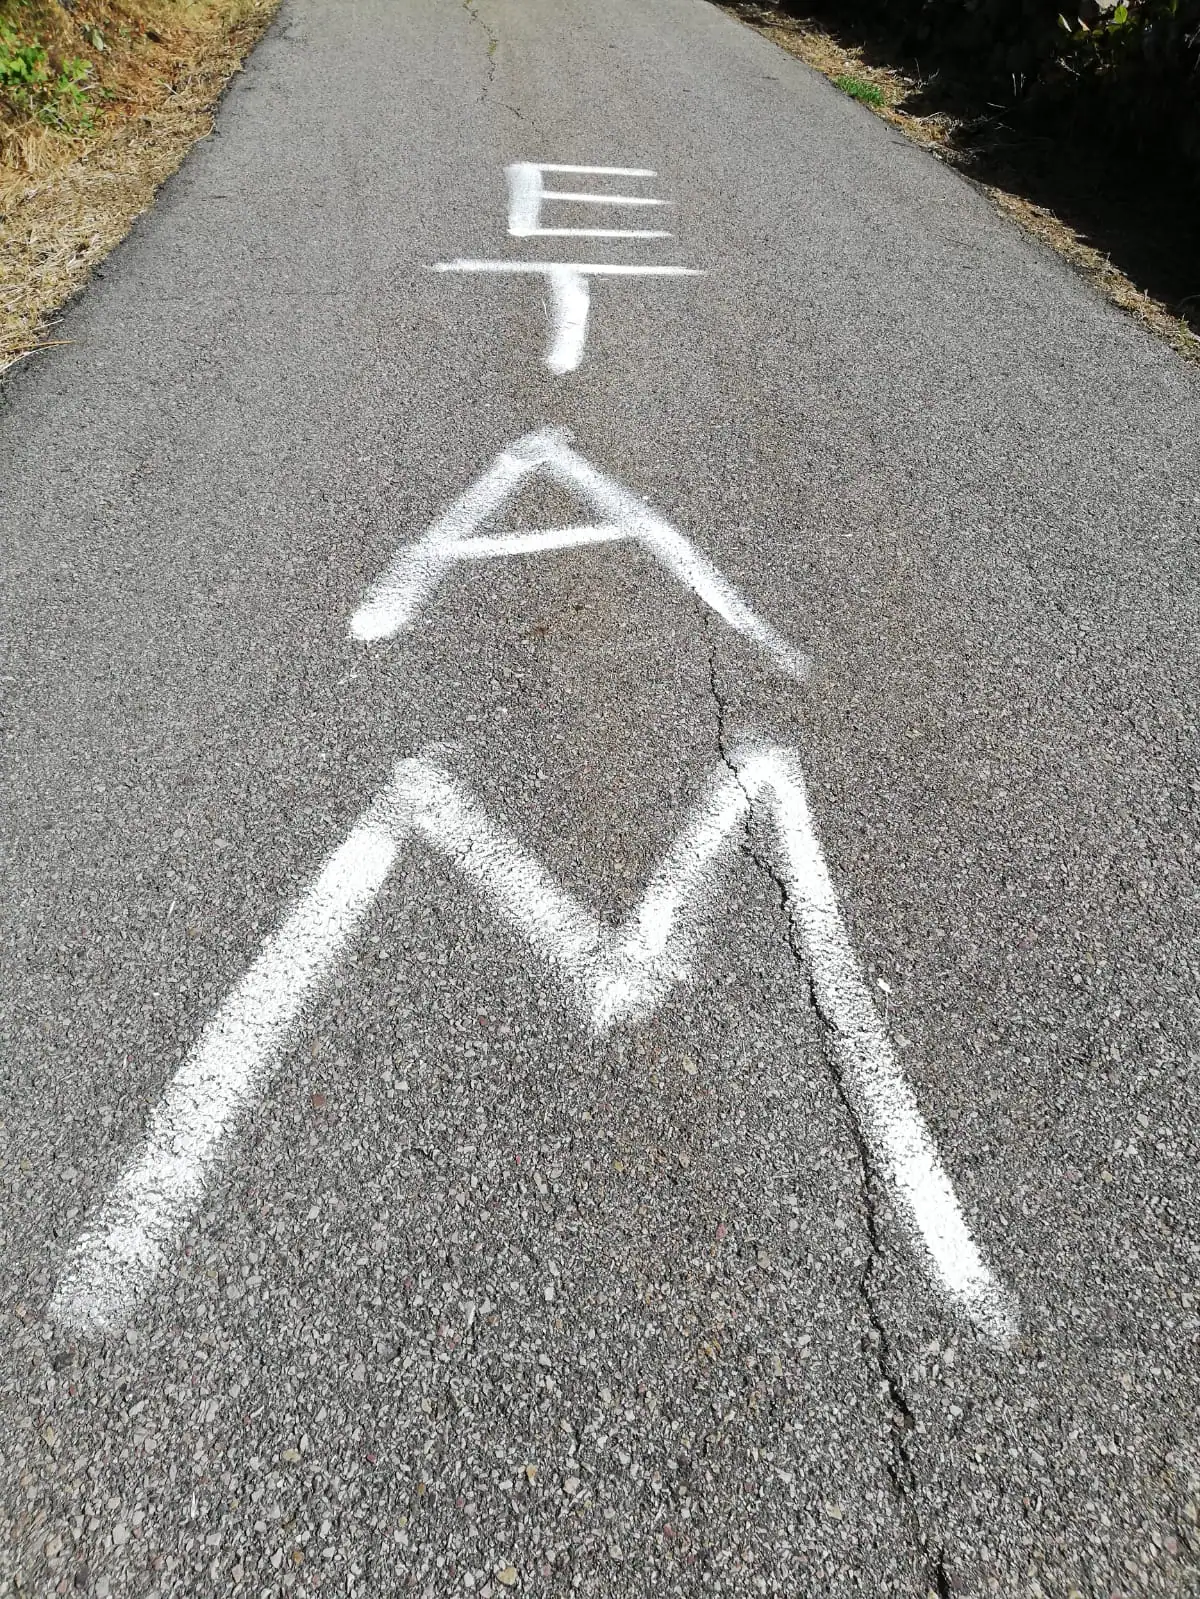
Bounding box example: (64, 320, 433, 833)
(724, 0, 1200, 363)
(0, 0, 278, 371)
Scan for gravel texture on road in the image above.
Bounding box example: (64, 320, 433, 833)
(2, 0, 1199, 1593)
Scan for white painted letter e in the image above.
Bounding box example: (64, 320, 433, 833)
(505, 163, 672, 240)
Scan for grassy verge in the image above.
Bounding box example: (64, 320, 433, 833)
(0, 0, 279, 371)
(722, 0, 1200, 367)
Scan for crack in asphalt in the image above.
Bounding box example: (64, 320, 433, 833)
(459, 0, 545, 130)
(460, 0, 498, 99)
(700, 614, 951, 1599)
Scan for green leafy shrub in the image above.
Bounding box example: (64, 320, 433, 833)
(1057, 0, 1200, 116)
(1055, 0, 1200, 170)
(809, 0, 1200, 181)
(0, 20, 95, 130)
(0, 22, 49, 91)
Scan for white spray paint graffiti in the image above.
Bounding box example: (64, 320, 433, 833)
(431, 163, 701, 372)
(49, 825, 397, 1337)
(350, 427, 810, 680)
(505, 162, 672, 239)
(50, 152, 1021, 1367)
(51, 745, 1017, 1346)
(431, 262, 703, 375)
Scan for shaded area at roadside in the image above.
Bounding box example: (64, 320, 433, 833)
(720, 0, 1200, 359)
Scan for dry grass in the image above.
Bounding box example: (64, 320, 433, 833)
(730, 3, 1200, 366)
(0, 0, 279, 371)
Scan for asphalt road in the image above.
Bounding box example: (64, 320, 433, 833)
(3, 0, 1199, 1593)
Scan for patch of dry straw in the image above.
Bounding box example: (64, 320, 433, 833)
(1, 0, 278, 369)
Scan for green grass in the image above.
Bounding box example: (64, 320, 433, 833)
(834, 73, 885, 108)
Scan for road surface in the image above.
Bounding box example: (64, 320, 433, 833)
(3, 0, 1199, 1593)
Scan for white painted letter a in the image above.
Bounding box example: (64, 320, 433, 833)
(350, 428, 809, 680)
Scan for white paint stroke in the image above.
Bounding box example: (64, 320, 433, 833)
(350, 428, 809, 681)
(444, 525, 625, 559)
(527, 164, 658, 176)
(542, 192, 664, 206)
(432, 261, 703, 375)
(52, 746, 1017, 1346)
(48, 822, 397, 1336)
(507, 161, 672, 239)
(389, 747, 1018, 1346)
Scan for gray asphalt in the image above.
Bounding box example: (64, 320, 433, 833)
(3, 0, 1199, 1593)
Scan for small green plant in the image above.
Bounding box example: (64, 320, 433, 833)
(834, 73, 886, 107)
(0, 22, 49, 92)
(0, 21, 95, 130)
(1057, 0, 1200, 75)
(44, 55, 95, 128)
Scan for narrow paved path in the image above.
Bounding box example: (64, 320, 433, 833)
(3, 0, 1198, 1593)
